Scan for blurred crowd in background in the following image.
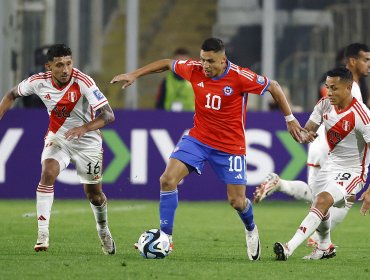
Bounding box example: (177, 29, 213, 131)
(0, 0, 369, 111)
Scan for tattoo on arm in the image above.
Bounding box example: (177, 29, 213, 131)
(305, 120, 320, 133)
(96, 104, 115, 125)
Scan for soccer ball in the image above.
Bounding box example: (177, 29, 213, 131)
(137, 229, 170, 259)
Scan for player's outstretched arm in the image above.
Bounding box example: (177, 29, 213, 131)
(359, 186, 370, 216)
(0, 87, 20, 120)
(267, 80, 306, 142)
(110, 59, 173, 89)
(64, 104, 115, 141)
(299, 120, 319, 143)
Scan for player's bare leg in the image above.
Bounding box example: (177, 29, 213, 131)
(85, 183, 116, 255)
(228, 185, 261, 261)
(34, 159, 59, 252)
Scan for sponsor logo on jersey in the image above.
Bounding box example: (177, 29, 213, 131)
(93, 89, 104, 101)
(342, 120, 351, 131)
(256, 75, 265, 85)
(197, 82, 204, 88)
(68, 92, 77, 102)
(44, 94, 51, 100)
(223, 86, 233, 96)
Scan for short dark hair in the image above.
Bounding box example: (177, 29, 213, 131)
(326, 67, 353, 83)
(201, 38, 225, 52)
(344, 43, 370, 59)
(47, 44, 72, 61)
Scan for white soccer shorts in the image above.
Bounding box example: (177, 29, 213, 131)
(312, 166, 364, 208)
(41, 133, 104, 184)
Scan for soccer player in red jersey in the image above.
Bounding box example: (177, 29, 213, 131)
(0, 44, 116, 254)
(112, 38, 305, 260)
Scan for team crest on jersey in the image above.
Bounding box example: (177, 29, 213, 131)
(223, 86, 233, 96)
(342, 120, 351, 131)
(93, 89, 104, 101)
(256, 75, 265, 85)
(68, 92, 77, 102)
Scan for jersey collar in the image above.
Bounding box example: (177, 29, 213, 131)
(212, 60, 230, 81)
(334, 97, 357, 114)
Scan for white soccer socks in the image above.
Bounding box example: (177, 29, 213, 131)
(90, 200, 108, 229)
(286, 207, 323, 254)
(36, 183, 54, 233)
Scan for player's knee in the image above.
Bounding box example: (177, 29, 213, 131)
(41, 159, 59, 184)
(228, 197, 245, 211)
(40, 168, 58, 184)
(313, 192, 332, 214)
(159, 173, 177, 191)
(86, 190, 105, 205)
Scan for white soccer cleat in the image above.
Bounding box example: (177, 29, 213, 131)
(273, 242, 290, 261)
(253, 173, 280, 204)
(302, 244, 336, 260)
(34, 231, 49, 252)
(97, 227, 116, 255)
(246, 226, 261, 261)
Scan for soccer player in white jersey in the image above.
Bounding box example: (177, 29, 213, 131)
(274, 67, 370, 260)
(0, 44, 116, 254)
(254, 43, 370, 245)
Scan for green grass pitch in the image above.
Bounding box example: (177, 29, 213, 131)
(1, 199, 369, 279)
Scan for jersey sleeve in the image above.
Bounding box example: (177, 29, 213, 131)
(239, 67, 270, 95)
(77, 72, 109, 111)
(172, 59, 194, 81)
(17, 76, 39, 97)
(309, 98, 326, 125)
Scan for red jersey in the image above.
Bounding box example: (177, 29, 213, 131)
(173, 59, 270, 155)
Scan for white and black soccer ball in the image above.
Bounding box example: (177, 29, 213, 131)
(137, 229, 170, 259)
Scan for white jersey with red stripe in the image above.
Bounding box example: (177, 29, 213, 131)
(17, 68, 108, 146)
(307, 81, 364, 167)
(309, 97, 370, 177)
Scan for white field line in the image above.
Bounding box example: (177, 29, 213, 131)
(22, 205, 147, 218)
